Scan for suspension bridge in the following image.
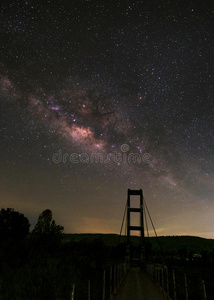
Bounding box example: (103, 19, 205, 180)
(70, 189, 209, 300)
(112, 188, 169, 300)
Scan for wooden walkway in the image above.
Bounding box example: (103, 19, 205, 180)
(113, 268, 169, 300)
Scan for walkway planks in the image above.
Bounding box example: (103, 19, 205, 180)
(114, 268, 169, 300)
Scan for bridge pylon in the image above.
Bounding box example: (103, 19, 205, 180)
(126, 189, 145, 268)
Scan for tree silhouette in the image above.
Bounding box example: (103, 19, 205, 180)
(0, 208, 30, 240)
(32, 209, 64, 242)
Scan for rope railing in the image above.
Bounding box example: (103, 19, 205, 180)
(146, 263, 208, 300)
(67, 261, 130, 300)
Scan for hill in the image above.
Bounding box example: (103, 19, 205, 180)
(63, 233, 214, 254)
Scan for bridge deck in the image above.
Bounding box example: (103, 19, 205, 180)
(114, 268, 169, 300)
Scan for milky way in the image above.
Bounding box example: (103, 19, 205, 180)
(0, 1, 214, 237)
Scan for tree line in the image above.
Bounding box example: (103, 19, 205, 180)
(0, 208, 122, 300)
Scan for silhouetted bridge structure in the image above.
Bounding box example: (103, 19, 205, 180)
(109, 189, 171, 300)
(70, 189, 209, 300)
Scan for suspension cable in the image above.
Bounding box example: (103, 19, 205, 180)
(143, 197, 166, 263)
(143, 201, 149, 238)
(124, 200, 127, 238)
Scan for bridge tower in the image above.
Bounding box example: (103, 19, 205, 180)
(126, 189, 145, 267)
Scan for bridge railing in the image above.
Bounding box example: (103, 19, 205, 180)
(68, 261, 130, 300)
(146, 263, 209, 300)
(108, 262, 130, 300)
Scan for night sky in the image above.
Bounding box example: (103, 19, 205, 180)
(1, 1, 214, 238)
